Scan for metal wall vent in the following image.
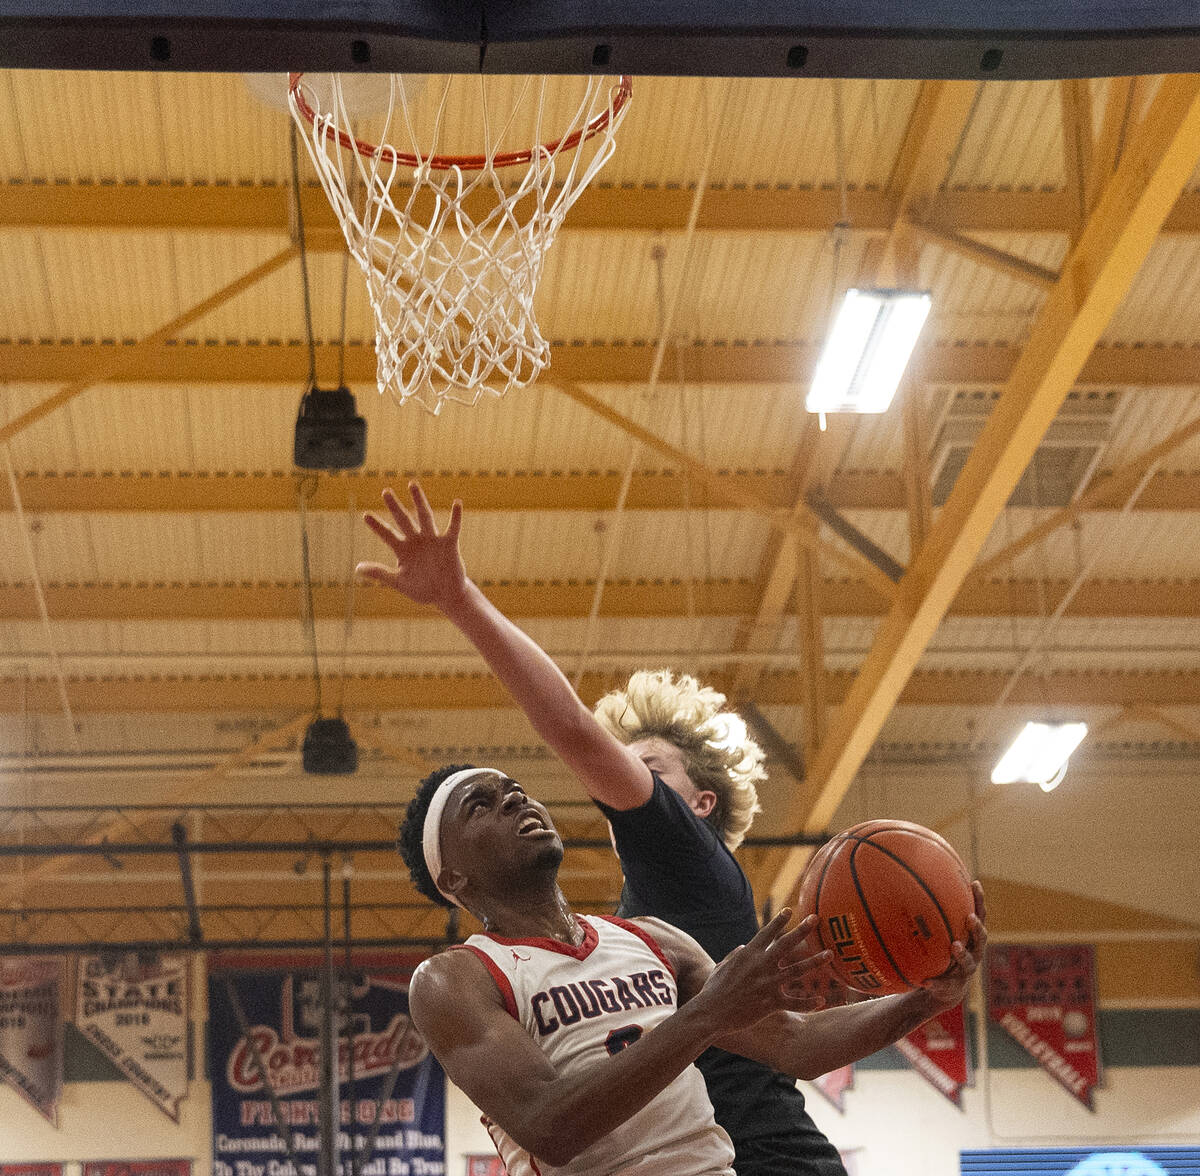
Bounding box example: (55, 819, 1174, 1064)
(930, 395, 1115, 508)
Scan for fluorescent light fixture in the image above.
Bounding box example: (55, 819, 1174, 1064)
(991, 721, 1088, 791)
(807, 288, 932, 415)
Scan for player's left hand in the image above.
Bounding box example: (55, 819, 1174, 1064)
(694, 910, 834, 1032)
(920, 880, 987, 1009)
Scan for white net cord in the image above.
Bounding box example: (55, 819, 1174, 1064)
(290, 74, 630, 414)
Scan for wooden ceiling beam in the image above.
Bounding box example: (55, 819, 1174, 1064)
(0, 579, 760, 621)
(1060, 79, 1096, 248)
(4, 668, 1200, 714)
(0, 470, 794, 515)
(906, 219, 1060, 289)
(8, 181, 1200, 238)
(6, 468, 1200, 516)
(781, 74, 1200, 868)
(3, 339, 1200, 387)
(2, 577, 1197, 622)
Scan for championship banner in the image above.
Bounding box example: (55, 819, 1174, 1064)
(209, 965, 444, 1176)
(987, 944, 1102, 1110)
(83, 1163, 192, 1176)
(810, 1064, 854, 1112)
(0, 1166, 64, 1176)
(77, 953, 190, 1122)
(895, 1003, 970, 1108)
(0, 957, 65, 1125)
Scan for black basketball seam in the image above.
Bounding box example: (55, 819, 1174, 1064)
(859, 825, 971, 886)
(839, 831, 966, 897)
(848, 824, 969, 881)
(848, 840, 915, 988)
(856, 833, 960, 944)
(810, 837, 846, 953)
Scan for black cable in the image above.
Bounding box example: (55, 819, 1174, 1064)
(298, 475, 323, 716)
(289, 122, 318, 391)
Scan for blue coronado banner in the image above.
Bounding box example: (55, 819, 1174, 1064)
(208, 961, 444, 1176)
(962, 1148, 1200, 1175)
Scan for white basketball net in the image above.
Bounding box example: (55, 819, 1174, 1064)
(289, 74, 630, 415)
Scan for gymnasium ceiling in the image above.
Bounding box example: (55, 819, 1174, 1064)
(0, 70, 1198, 981)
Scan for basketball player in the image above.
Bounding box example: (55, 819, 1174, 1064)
(360, 483, 988, 1173)
(399, 763, 986, 1176)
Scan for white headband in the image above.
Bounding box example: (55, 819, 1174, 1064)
(422, 768, 505, 908)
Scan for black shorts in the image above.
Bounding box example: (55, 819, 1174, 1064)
(732, 1130, 849, 1176)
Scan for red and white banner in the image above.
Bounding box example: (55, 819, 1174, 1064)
(895, 1003, 970, 1108)
(987, 944, 1102, 1110)
(0, 1166, 65, 1176)
(76, 952, 190, 1122)
(810, 1064, 854, 1112)
(0, 957, 65, 1125)
(83, 1162, 191, 1176)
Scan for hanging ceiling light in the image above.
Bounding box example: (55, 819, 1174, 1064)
(991, 721, 1088, 792)
(806, 288, 932, 416)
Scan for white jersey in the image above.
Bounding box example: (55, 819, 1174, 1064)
(457, 914, 735, 1176)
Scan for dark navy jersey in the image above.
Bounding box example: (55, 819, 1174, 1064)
(596, 774, 847, 1176)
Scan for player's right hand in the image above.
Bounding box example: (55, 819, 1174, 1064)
(692, 910, 833, 1031)
(357, 481, 469, 608)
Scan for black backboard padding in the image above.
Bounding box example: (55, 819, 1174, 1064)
(0, 2, 1199, 77)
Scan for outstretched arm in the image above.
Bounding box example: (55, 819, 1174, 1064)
(357, 482, 655, 809)
(411, 910, 830, 1168)
(653, 882, 989, 1081)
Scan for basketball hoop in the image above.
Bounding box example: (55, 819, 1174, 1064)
(289, 73, 632, 414)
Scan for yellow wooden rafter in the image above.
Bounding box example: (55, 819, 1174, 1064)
(769, 72, 1200, 908)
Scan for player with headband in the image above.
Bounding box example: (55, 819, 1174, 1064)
(362, 482, 987, 1175)
(396, 761, 984, 1176)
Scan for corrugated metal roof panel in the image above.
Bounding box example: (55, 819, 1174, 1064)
(1098, 388, 1200, 472)
(605, 77, 920, 189)
(0, 512, 103, 579)
(0, 72, 918, 191)
(835, 409, 908, 471)
(915, 615, 1200, 672)
(977, 508, 1200, 579)
(0, 229, 297, 340)
(918, 233, 1059, 345)
(823, 616, 881, 667)
(943, 80, 1062, 191)
(3, 224, 890, 358)
(538, 228, 872, 343)
(0, 613, 746, 672)
(1104, 236, 1200, 346)
(1, 72, 290, 185)
(0, 377, 810, 476)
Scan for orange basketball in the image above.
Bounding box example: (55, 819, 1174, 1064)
(796, 819, 974, 996)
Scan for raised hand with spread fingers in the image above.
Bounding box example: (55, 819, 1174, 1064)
(356, 482, 467, 608)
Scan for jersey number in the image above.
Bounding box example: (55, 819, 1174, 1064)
(605, 1026, 644, 1055)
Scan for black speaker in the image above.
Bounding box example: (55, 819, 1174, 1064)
(294, 386, 367, 470)
(302, 717, 359, 775)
